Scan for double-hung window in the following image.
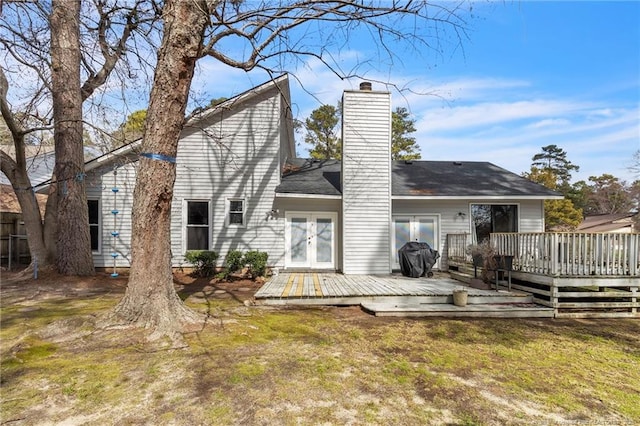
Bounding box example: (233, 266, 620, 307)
(227, 198, 245, 227)
(87, 199, 100, 252)
(186, 201, 210, 250)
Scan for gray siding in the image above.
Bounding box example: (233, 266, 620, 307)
(342, 89, 392, 274)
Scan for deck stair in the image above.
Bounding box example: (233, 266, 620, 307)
(360, 300, 552, 318)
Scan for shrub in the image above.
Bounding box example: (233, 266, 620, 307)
(244, 250, 268, 278)
(225, 250, 245, 273)
(184, 250, 219, 277)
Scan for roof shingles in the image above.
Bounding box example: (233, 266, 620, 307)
(277, 159, 561, 198)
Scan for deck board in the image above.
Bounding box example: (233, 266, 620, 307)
(255, 272, 506, 300)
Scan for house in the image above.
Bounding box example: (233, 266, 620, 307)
(83, 75, 562, 274)
(577, 213, 637, 233)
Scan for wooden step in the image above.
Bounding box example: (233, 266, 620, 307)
(361, 301, 554, 318)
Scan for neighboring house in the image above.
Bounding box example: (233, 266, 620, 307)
(0, 149, 56, 189)
(82, 75, 562, 274)
(0, 184, 48, 266)
(577, 213, 638, 233)
(0, 146, 102, 266)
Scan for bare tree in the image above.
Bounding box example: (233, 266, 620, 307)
(112, 0, 209, 341)
(631, 150, 640, 178)
(0, 0, 158, 274)
(113, 0, 471, 339)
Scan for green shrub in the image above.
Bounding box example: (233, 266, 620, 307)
(225, 250, 245, 273)
(244, 250, 268, 278)
(184, 250, 219, 277)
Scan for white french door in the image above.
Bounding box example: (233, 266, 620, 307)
(392, 215, 440, 270)
(285, 212, 337, 269)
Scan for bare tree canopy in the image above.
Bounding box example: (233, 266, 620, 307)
(0, 0, 160, 273)
(200, 1, 470, 75)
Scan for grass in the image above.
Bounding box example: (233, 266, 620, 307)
(1, 283, 639, 425)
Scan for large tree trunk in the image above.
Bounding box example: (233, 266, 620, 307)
(112, 0, 209, 339)
(50, 0, 94, 275)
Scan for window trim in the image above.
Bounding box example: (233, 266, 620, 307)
(87, 198, 101, 254)
(183, 199, 212, 252)
(225, 197, 246, 228)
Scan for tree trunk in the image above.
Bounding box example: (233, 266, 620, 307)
(0, 152, 52, 269)
(50, 0, 94, 275)
(112, 0, 209, 339)
(0, 68, 54, 270)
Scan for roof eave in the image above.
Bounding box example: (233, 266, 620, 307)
(392, 195, 564, 200)
(275, 193, 342, 200)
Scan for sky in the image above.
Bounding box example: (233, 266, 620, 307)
(189, 1, 640, 185)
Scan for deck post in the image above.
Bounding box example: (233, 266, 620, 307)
(550, 233, 558, 276)
(630, 235, 638, 276)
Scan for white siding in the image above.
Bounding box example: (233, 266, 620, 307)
(342, 89, 392, 274)
(89, 78, 291, 270)
(275, 197, 342, 270)
(171, 85, 286, 268)
(87, 161, 137, 268)
(393, 199, 546, 267)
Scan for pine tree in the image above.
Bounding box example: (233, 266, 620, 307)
(303, 104, 421, 160)
(391, 107, 421, 160)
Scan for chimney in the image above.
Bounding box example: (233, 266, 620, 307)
(341, 83, 391, 274)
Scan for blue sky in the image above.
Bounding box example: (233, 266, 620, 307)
(190, 1, 639, 184)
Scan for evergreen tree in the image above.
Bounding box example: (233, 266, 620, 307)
(391, 107, 421, 160)
(524, 167, 582, 230)
(111, 109, 147, 147)
(531, 144, 579, 190)
(303, 103, 421, 160)
(304, 104, 341, 159)
(583, 174, 634, 215)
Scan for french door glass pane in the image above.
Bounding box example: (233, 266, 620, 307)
(316, 218, 332, 263)
(418, 219, 435, 247)
(394, 218, 411, 262)
(291, 217, 307, 262)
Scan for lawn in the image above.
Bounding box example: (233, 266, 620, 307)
(1, 272, 638, 425)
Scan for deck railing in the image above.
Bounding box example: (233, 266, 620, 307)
(447, 232, 640, 277)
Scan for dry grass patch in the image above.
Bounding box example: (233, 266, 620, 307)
(1, 273, 639, 425)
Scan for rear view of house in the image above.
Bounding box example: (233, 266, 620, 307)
(84, 74, 561, 274)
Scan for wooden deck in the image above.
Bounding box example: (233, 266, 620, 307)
(255, 272, 554, 318)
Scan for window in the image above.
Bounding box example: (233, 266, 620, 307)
(186, 201, 210, 250)
(87, 199, 100, 252)
(227, 198, 245, 226)
(471, 204, 518, 243)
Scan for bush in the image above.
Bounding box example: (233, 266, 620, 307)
(184, 250, 219, 277)
(225, 250, 244, 273)
(244, 250, 268, 278)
